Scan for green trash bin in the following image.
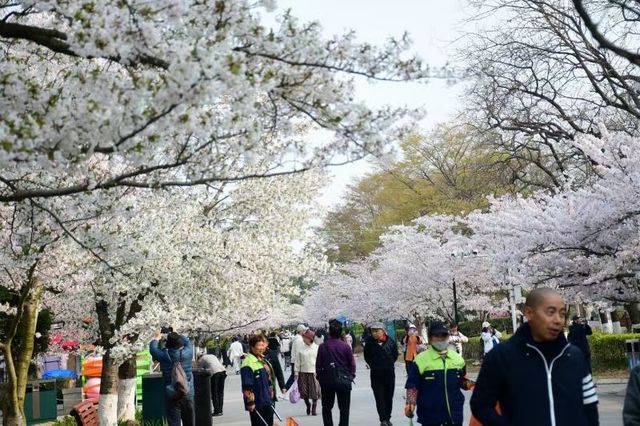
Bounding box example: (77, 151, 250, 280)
(142, 373, 166, 421)
(24, 379, 57, 424)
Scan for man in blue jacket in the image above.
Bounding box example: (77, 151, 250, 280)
(405, 321, 473, 426)
(149, 331, 195, 426)
(470, 288, 599, 426)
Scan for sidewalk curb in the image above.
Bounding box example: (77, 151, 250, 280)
(595, 378, 628, 385)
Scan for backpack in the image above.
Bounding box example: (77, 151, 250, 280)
(166, 349, 189, 400)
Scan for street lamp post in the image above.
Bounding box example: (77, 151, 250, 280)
(451, 249, 485, 324)
(452, 277, 459, 324)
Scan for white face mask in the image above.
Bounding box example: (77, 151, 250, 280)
(432, 339, 450, 352)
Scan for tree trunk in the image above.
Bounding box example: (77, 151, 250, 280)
(117, 356, 137, 422)
(15, 278, 43, 408)
(1, 342, 26, 426)
(98, 351, 119, 426)
(600, 310, 613, 333)
(626, 303, 640, 326)
(611, 310, 622, 333)
(1, 276, 44, 426)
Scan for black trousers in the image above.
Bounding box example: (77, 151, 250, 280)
(249, 405, 274, 426)
(285, 363, 296, 390)
(370, 369, 395, 421)
(210, 371, 226, 414)
(321, 385, 351, 426)
(165, 396, 195, 426)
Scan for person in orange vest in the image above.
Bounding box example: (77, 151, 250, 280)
(401, 324, 423, 373)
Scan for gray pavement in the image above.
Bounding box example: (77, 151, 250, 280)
(213, 355, 626, 425)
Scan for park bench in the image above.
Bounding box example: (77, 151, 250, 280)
(70, 397, 99, 426)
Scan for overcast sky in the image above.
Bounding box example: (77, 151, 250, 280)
(273, 0, 470, 207)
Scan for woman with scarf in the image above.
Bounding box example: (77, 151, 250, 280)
(241, 334, 278, 426)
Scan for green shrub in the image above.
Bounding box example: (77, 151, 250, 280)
(53, 416, 77, 426)
(463, 335, 510, 362)
(350, 323, 364, 337)
(589, 332, 640, 370)
(458, 317, 514, 336)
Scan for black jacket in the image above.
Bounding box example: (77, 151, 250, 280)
(363, 336, 398, 371)
(265, 348, 286, 390)
(568, 323, 592, 356)
(470, 323, 599, 426)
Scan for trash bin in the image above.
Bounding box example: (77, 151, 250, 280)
(142, 373, 166, 422)
(193, 368, 212, 426)
(24, 379, 57, 424)
(627, 339, 640, 370)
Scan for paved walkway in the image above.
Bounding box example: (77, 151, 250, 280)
(214, 356, 626, 425)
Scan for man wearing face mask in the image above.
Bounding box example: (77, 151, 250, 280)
(405, 322, 474, 426)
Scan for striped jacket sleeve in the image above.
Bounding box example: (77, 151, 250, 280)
(582, 373, 599, 426)
(582, 374, 598, 404)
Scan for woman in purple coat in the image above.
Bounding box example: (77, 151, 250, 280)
(316, 319, 356, 426)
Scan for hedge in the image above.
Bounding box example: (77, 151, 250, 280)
(589, 332, 640, 370)
(458, 317, 515, 336)
(463, 335, 509, 362)
(462, 332, 640, 372)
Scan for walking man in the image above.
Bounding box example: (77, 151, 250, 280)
(280, 331, 292, 370)
(568, 315, 593, 371)
(405, 322, 473, 426)
(364, 322, 398, 426)
(228, 336, 245, 375)
(471, 287, 599, 426)
(197, 352, 227, 417)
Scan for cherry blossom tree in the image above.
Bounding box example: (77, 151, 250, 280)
(465, 129, 640, 305)
(0, 0, 427, 205)
(0, 192, 93, 426)
(0, 1, 430, 424)
(306, 215, 499, 327)
(320, 130, 640, 331)
(45, 170, 327, 423)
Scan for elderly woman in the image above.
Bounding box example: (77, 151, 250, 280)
(295, 329, 322, 416)
(241, 334, 277, 426)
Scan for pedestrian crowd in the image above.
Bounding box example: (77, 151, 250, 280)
(148, 287, 640, 426)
